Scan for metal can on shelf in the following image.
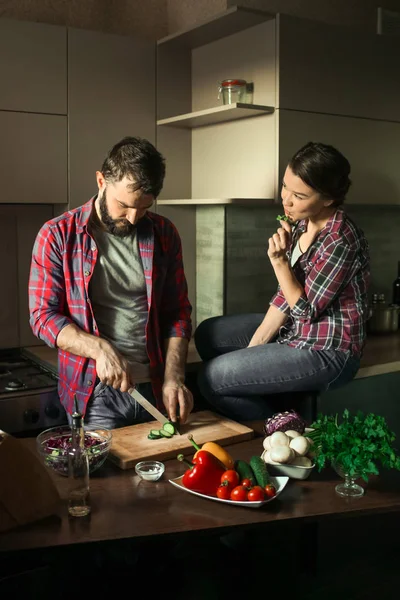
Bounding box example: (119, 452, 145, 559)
(218, 79, 247, 104)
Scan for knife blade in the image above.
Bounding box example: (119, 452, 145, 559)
(128, 387, 181, 434)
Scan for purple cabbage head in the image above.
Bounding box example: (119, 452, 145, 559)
(264, 409, 307, 437)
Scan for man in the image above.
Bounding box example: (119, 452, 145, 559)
(29, 136, 193, 429)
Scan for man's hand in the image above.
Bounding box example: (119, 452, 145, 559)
(95, 340, 133, 392)
(57, 323, 133, 392)
(162, 382, 194, 425)
(267, 219, 292, 265)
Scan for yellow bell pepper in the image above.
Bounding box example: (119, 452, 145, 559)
(187, 434, 234, 470)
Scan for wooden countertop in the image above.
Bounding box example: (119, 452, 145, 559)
(1, 435, 400, 553)
(24, 332, 400, 381)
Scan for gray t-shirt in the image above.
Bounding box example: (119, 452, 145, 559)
(88, 218, 149, 369)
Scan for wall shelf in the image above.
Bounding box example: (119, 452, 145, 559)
(156, 198, 276, 206)
(157, 103, 274, 129)
(157, 5, 273, 49)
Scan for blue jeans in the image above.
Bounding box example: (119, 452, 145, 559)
(194, 314, 360, 421)
(67, 382, 157, 430)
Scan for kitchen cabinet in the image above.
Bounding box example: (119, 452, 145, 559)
(68, 28, 156, 209)
(278, 15, 400, 123)
(0, 19, 66, 115)
(278, 110, 400, 205)
(0, 111, 67, 204)
(154, 7, 400, 325)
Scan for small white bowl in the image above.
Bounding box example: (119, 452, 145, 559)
(135, 460, 165, 481)
(266, 461, 315, 480)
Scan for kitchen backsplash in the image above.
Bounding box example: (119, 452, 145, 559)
(2, 203, 399, 343)
(196, 203, 400, 323)
(0, 204, 53, 349)
(196, 206, 225, 324)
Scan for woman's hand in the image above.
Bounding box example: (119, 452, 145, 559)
(267, 220, 292, 265)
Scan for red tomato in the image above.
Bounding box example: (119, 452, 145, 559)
(247, 486, 265, 502)
(221, 469, 240, 488)
(264, 484, 277, 498)
(216, 485, 231, 500)
(230, 485, 248, 502)
(241, 478, 253, 489)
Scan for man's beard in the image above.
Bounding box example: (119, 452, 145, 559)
(99, 189, 136, 238)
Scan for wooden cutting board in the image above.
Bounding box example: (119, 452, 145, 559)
(108, 410, 255, 470)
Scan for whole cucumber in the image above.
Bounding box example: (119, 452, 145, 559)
(234, 459, 257, 486)
(249, 455, 271, 487)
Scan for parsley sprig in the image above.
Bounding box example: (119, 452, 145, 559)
(308, 409, 400, 482)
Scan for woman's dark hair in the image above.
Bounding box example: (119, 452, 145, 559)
(288, 141, 351, 206)
(101, 136, 166, 198)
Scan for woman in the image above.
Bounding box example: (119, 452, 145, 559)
(194, 142, 370, 421)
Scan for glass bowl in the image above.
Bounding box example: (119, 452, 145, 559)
(331, 459, 364, 498)
(135, 460, 165, 481)
(36, 425, 112, 477)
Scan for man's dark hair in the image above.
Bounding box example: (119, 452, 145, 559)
(101, 136, 166, 198)
(289, 141, 351, 206)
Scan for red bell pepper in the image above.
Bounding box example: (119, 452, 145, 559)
(177, 450, 225, 497)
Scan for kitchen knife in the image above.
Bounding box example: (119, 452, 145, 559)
(128, 387, 181, 434)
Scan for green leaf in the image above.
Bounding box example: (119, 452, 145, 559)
(311, 409, 400, 478)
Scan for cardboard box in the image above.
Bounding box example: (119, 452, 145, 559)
(0, 431, 60, 533)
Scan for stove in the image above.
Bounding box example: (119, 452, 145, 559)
(0, 348, 67, 435)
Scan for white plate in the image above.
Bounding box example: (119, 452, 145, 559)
(168, 475, 289, 508)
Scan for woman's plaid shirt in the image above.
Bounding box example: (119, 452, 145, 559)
(270, 209, 370, 356)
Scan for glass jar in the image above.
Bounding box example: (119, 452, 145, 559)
(218, 79, 247, 105)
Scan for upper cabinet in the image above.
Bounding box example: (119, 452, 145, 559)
(68, 28, 156, 208)
(156, 6, 277, 204)
(0, 19, 67, 115)
(278, 14, 400, 123)
(0, 111, 67, 204)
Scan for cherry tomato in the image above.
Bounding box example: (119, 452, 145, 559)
(264, 484, 277, 498)
(241, 478, 253, 488)
(217, 485, 231, 500)
(221, 469, 240, 488)
(230, 485, 248, 502)
(247, 486, 265, 502)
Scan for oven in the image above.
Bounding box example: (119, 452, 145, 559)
(0, 349, 67, 436)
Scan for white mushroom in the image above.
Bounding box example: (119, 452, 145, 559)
(263, 449, 280, 465)
(270, 431, 290, 447)
(263, 436, 272, 450)
(285, 430, 301, 439)
(289, 436, 310, 457)
(269, 446, 295, 464)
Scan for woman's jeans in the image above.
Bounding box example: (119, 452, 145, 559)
(194, 314, 361, 422)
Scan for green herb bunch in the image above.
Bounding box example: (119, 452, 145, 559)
(276, 214, 290, 222)
(308, 409, 400, 482)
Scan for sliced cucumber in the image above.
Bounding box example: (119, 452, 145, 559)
(150, 429, 162, 438)
(163, 422, 176, 435)
(148, 432, 160, 440)
(159, 428, 173, 439)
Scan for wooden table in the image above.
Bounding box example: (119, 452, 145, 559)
(1, 436, 400, 554)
